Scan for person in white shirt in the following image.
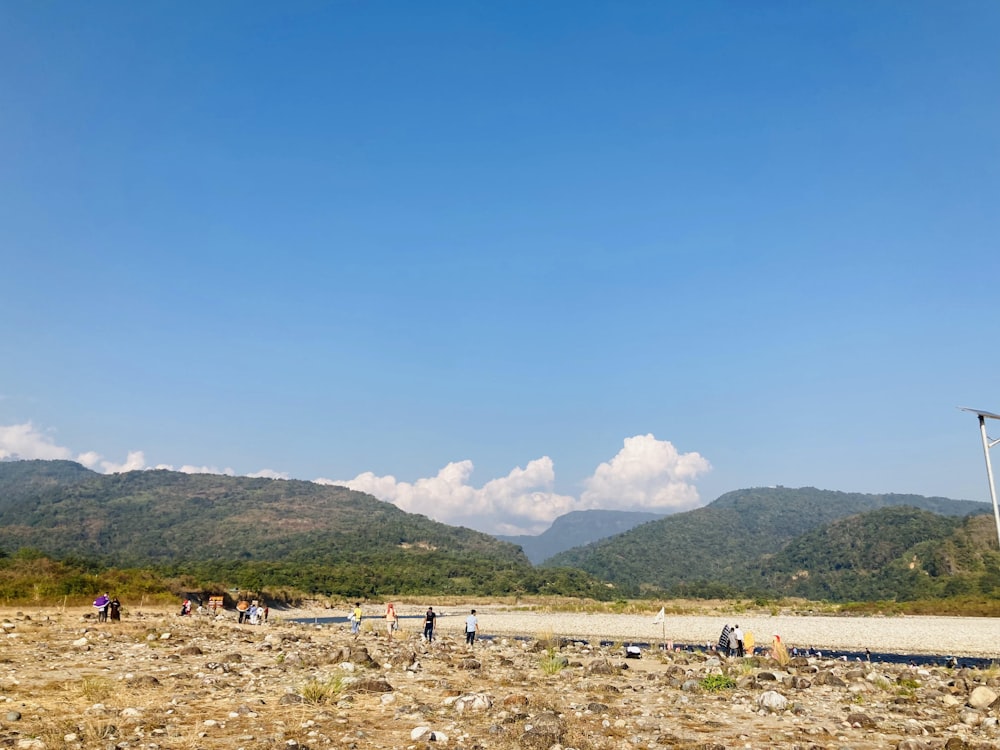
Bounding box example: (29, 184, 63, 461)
(465, 609, 478, 646)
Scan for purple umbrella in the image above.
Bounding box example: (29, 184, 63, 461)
(93, 595, 110, 608)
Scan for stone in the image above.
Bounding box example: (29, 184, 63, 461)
(587, 658, 618, 675)
(454, 693, 492, 713)
(520, 711, 564, 749)
(757, 690, 788, 713)
(352, 677, 392, 693)
(968, 685, 998, 709)
(846, 712, 877, 728)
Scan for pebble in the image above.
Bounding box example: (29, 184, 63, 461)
(2, 606, 999, 749)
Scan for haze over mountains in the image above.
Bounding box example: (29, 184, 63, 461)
(1, 460, 996, 603)
(497, 509, 666, 564)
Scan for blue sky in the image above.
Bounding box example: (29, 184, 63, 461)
(2, 2, 999, 534)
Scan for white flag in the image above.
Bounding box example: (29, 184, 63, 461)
(652, 606, 665, 625)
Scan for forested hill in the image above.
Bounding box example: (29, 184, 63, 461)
(0, 460, 526, 566)
(0, 460, 626, 598)
(543, 486, 990, 597)
(747, 505, 1000, 601)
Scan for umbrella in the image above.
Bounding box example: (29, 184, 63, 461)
(93, 595, 109, 608)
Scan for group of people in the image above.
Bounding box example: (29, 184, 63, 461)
(236, 599, 268, 625)
(92, 593, 121, 622)
(717, 623, 746, 657)
(348, 603, 479, 646)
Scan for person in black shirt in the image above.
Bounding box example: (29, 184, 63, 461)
(423, 606, 436, 642)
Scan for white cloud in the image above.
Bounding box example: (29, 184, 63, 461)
(0, 422, 265, 479)
(76, 451, 103, 469)
(320, 456, 577, 535)
(321, 435, 711, 535)
(98, 450, 148, 474)
(247, 468, 289, 480)
(2, 422, 711, 536)
(179, 465, 236, 475)
(580, 434, 711, 512)
(0, 422, 73, 460)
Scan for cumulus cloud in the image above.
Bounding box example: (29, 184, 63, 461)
(320, 434, 711, 535)
(0, 422, 73, 461)
(318, 456, 577, 535)
(0, 422, 264, 478)
(2, 422, 711, 535)
(246, 468, 290, 480)
(580, 434, 711, 512)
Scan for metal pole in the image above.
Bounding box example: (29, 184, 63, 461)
(977, 414, 1000, 549)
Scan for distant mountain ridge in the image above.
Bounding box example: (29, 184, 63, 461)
(3, 462, 996, 603)
(0, 459, 524, 566)
(544, 486, 991, 599)
(0, 460, 621, 599)
(497, 509, 666, 564)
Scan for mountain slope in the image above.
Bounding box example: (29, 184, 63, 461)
(544, 486, 989, 596)
(751, 506, 963, 600)
(0, 460, 527, 567)
(498, 509, 665, 564)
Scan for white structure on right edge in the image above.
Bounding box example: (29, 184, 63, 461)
(959, 407, 1000, 548)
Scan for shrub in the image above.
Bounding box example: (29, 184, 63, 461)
(539, 648, 568, 675)
(700, 674, 736, 692)
(300, 675, 346, 704)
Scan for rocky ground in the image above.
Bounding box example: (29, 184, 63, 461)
(1, 606, 1000, 749)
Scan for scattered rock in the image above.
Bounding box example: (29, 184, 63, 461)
(968, 685, 998, 709)
(757, 690, 788, 713)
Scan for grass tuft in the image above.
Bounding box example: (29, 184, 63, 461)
(300, 674, 346, 704)
(79, 675, 115, 701)
(700, 674, 736, 692)
(539, 648, 567, 675)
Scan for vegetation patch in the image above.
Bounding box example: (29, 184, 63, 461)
(300, 674, 346, 704)
(700, 674, 736, 692)
(539, 648, 568, 675)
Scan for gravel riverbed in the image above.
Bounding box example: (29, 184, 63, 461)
(475, 611, 1000, 658)
(336, 608, 1000, 659)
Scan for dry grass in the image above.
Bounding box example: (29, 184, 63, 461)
(300, 674, 347, 704)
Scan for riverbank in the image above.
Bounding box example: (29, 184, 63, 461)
(283, 604, 1000, 658)
(1, 604, 998, 749)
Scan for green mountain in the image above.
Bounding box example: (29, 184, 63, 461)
(0, 460, 608, 599)
(497, 509, 666, 564)
(751, 507, 1000, 601)
(543, 486, 990, 598)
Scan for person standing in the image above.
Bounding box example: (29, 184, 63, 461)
(465, 609, 478, 646)
(423, 606, 436, 642)
(385, 602, 398, 641)
(717, 623, 731, 656)
(732, 624, 745, 657)
(109, 597, 121, 622)
(351, 603, 363, 636)
(94, 593, 110, 623)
